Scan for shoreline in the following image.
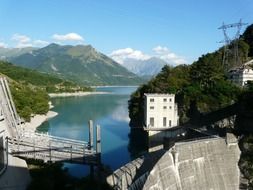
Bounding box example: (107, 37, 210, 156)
(48, 91, 110, 98)
(91, 85, 139, 88)
(24, 110, 58, 132)
(23, 91, 110, 132)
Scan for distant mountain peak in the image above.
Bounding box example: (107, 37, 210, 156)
(120, 57, 169, 77)
(47, 43, 60, 47)
(8, 43, 143, 86)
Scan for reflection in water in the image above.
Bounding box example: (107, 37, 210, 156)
(111, 104, 130, 123)
(38, 87, 138, 177)
(128, 128, 148, 159)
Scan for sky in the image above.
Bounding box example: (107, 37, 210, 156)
(0, 0, 252, 65)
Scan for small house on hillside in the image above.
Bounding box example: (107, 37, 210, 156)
(228, 60, 253, 87)
(144, 93, 179, 130)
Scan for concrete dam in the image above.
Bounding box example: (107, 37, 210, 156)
(107, 134, 241, 190)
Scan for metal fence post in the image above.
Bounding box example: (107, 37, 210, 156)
(6, 137, 8, 166)
(49, 140, 51, 162)
(18, 136, 20, 153)
(96, 125, 102, 184)
(96, 125, 101, 158)
(70, 145, 72, 161)
(88, 120, 94, 150)
(88, 120, 94, 179)
(33, 138, 35, 159)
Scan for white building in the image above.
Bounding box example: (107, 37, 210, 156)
(229, 60, 253, 87)
(144, 93, 179, 130)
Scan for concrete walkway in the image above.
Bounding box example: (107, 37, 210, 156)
(0, 155, 31, 190)
(0, 115, 31, 190)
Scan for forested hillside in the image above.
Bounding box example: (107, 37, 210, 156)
(128, 23, 253, 127)
(128, 23, 253, 188)
(0, 60, 90, 121)
(0, 61, 91, 93)
(9, 81, 49, 121)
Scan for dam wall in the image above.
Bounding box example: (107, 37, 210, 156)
(142, 135, 240, 190)
(108, 135, 241, 190)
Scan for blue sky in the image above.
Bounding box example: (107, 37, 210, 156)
(0, 0, 252, 65)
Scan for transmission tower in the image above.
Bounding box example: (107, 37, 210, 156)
(218, 19, 247, 70)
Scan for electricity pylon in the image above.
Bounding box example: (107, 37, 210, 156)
(218, 19, 247, 70)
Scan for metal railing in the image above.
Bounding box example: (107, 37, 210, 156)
(0, 77, 101, 167)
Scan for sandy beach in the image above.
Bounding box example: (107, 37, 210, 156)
(24, 110, 58, 132)
(48, 91, 110, 98)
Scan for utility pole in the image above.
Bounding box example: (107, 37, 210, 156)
(88, 120, 94, 179)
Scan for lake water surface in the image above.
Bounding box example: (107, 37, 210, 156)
(38, 86, 137, 177)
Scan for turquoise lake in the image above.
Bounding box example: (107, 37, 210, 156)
(37, 86, 137, 177)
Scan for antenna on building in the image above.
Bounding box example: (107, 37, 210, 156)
(218, 19, 247, 70)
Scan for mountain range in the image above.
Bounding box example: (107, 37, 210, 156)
(4, 44, 143, 86)
(120, 57, 169, 77)
(0, 47, 37, 60)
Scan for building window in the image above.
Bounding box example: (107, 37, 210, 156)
(163, 106, 167, 109)
(150, 117, 154, 127)
(169, 120, 172, 127)
(150, 106, 154, 110)
(163, 98, 167, 102)
(169, 98, 172, 102)
(169, 106, 172, 109)
(150, 98, 154, 102)
(163, 117, 167, 127)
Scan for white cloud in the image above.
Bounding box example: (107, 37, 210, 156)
(11, 34, 31, 43)
(33, 40, 49, 47)
(10, 34, 50, 48)
(11, 34, 33, 48)
(110, 46, 187, 65)
(16, 43, 33, 48)
(153, 46, 169, 54)
(52, 33, 84, 41)
(153, 45, 187, 65)
(0, 42, 7, 48)
(109, 48, 150, 64)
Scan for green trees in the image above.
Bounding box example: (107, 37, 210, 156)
(0, 60, 93, 122)
(242, 24, 253, 57)
(128, 23, 253, 127)
(0, 61, 91, 93)
(187, 52, 240, 111)
(128, 50, 240, 126)
(10, 83, 49, 121)
(190, 52, 223, 90)
(128, 64, 191, 126)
